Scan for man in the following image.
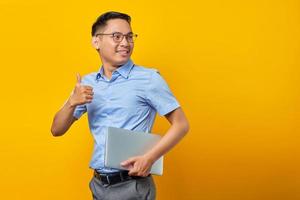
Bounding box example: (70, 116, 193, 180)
(51, 11, 189, 200)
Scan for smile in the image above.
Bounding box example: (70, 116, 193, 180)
(116, 50, 130, 53)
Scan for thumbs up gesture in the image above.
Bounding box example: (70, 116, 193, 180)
(68, 73, 94, 107)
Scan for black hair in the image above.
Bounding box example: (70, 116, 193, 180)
(91, 11, 131, 36)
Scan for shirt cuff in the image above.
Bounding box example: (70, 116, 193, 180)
(158, 102, 180, 116)
(73, 110, 84, 119)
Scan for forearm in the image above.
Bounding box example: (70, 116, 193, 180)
(51, 99, 77, 136)
(144, 120, 189, 163)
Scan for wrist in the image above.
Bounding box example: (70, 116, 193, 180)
(143, 153, 156, 164)
(66, 98, 76, 109)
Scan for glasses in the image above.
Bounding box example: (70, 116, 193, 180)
(95, 32, 138, 43)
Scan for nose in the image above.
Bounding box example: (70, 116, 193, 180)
(119, 35, 130, 47)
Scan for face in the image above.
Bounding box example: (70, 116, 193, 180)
(92, 19, 134, 68)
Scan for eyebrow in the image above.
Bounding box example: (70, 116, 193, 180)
(112, 31, 133, 34)
(94, 31, 134, 36)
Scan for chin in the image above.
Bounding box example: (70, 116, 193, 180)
(115, 57, 130, 66)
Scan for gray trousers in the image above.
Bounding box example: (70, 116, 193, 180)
(89, 175, 156, 200)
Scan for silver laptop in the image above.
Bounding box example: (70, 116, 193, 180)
(104, 127, 163, 175)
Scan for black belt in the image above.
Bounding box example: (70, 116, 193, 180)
(94, 170, 135, 185)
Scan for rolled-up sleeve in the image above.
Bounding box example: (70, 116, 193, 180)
(145, 70, 180, 116)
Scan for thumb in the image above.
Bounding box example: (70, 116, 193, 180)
(76, 73, 81, 85)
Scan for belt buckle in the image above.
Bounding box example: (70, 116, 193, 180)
(106, 175, 111, 185)
(119, 172, 124, 181)
(97, 171, 128, 185)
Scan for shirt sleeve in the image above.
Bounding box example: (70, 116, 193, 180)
(145, 70, 180, 116)
(73, 103, 87, 119)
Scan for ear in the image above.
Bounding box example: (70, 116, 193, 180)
(91, 36, 100, 50)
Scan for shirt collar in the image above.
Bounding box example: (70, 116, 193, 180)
(96, 59, 134, 81)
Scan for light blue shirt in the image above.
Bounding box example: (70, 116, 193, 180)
(74, 59, 180, 173)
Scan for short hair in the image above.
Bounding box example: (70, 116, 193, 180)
(91, 11, 131, 36)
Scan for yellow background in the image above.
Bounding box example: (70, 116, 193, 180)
(0, 0, 299, 199)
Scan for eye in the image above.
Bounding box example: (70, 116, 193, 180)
(127, 34, 133, 40)
(113, 33, 123, 41)
(126, 33, 137, 42)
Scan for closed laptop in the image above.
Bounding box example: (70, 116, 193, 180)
(104, 127, 164, 175)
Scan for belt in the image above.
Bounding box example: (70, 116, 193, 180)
(94, 170, 135, 185)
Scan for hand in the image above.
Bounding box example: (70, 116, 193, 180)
(121, 155, 154, 177)
(68, 73, 94, 107)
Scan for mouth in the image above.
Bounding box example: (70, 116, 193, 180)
(116, 50, 130, 55)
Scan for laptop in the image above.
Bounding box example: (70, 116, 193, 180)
(104, 127, 164, 175)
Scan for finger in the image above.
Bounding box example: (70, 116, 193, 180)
(79, 88, 93, 95)
(83, 86, 93, 90)
(142, 170, 150, 177)
(137, 170, 148, 177)
(122, 164, 133, 170)
(121, 160, 129, 166)
(76, 73, 81, 84)
(85, 99, 92, 103)
(85, 95, 93, 100)
(85, 93, 94, 98)
(84, 94, 93, 99)
(84, 91, 94, 95)
(121, 157, 136, 166)
(84, 96, 93, 102)
(128, 168, 138, 176)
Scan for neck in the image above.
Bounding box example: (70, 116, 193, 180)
(100, 58, 129, 79)
(103, 65, 118, 79)
(100, 58, 122, 79)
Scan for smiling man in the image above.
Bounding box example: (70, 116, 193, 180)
(51, 11, 189, 200)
